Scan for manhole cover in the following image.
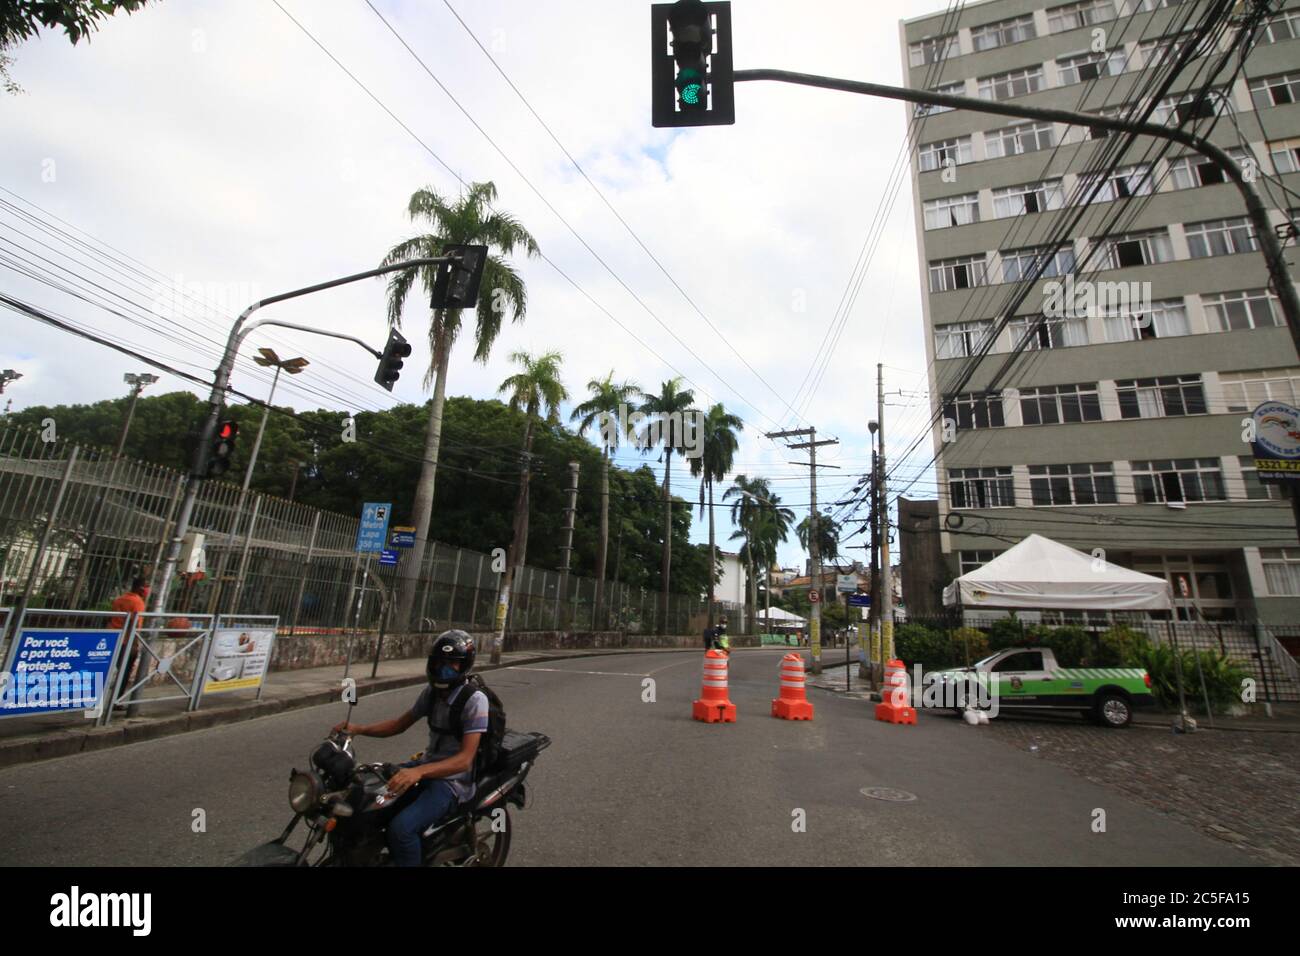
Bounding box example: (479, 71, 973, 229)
(860, 787, 917, 802)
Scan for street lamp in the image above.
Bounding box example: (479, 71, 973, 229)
(244, 348, 308, 495)
(118, 372, 160, 455)
(0, 369, 23, 393)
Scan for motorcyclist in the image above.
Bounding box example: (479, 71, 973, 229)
(704, 616, 730, 654)
(333, 630, 488, 866)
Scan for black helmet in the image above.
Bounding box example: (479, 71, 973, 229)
(427, 630, 475, 689)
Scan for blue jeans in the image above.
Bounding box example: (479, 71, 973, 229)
(387, 776, 459, 867)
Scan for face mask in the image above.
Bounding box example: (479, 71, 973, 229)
(436, 665, 459, 682)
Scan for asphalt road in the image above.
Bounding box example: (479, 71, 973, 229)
(0, 649, 1251, 866)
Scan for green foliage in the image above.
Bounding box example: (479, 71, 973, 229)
(951, 627, 989, 663)
(1039, 626, 1090, 668)
(2, 0, 152, 93)
(1129, 641, 1248, 715)
(1097, 624, 1146, 667)
(895, 623, 959, 672)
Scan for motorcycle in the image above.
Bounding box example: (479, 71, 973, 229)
(232, 728, 551, 867)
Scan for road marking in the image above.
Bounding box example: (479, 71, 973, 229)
(509, 666, 649, 677)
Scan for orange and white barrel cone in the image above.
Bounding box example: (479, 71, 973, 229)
(693, 649, 737, 723)
(874, 658, 917, 725)
(771, 653, 814, 720)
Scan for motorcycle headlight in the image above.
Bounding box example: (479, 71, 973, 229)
(288, 770, 322, 814)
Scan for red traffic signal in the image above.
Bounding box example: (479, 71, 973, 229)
(204, 419, 239, 478)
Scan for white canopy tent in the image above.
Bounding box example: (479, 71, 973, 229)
(759, 606, 807, 623)
(942, 534, 1172, 612)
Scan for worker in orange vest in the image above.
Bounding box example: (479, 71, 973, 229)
(109, 577, 150, 630)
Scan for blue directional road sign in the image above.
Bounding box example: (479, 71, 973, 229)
(379, 550, 399, 567)
(389, 526, 416, 549)
(847, 593, 872, 608)
(356, 502, 392, 553)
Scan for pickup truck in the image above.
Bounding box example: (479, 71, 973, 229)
(924, 646, 1155, 728)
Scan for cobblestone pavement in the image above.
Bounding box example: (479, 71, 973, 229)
(972, 712, 1300, 866)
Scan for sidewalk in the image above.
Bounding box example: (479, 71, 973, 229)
(0, 646, 693, 770)
(805, 657, 1300, 731)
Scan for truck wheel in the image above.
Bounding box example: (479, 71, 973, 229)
(1094, 692, 1132, 729)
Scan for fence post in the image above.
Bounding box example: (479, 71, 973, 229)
(417, 541, 437, 632)
(288, 510, 321, 637)
(6, 446, 79, 652)
(469, 554, 484, 629)
(446, 548, 462, 626)
(147, 473, 185, 597)
(231, 494, 262, 612)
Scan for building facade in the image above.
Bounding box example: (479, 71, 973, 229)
(901, 0, 1300, 623)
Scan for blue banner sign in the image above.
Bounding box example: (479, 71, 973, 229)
(1, 628, 121, 717)
(847, 593, 872, 608)
(356, 502, 393, 552)
(379, 550, 399, 567)
(389, 527, 415, 549)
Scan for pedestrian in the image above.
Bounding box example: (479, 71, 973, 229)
(109, 576, 149, 630)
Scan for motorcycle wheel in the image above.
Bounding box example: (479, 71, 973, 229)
(462, 808, 511, 867)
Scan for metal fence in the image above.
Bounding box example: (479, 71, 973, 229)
(0, 422, 745, 640)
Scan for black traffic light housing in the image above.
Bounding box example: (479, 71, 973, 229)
(199, 419, 239, 479)
(374, 328, 412, 392)
(651, 0, 734, 128)
(430, 243, 488, 311)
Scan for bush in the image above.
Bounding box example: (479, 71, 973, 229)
(895, 623, 957, 673)
(951, 627, 989, 663)
(1040, 625, 1090, 668)
(1128, 641, 1248, 715)
(1097, 624, 1145, 667)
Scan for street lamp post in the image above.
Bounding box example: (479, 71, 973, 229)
(0, 369, 23, 394)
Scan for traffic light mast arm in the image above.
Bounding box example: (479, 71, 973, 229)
(238, 318, 385, 360)
(150, 256, 450, 612)
(732, 67, 1300, 357)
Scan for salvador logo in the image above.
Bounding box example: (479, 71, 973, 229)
(1010, 676, 1023, 690)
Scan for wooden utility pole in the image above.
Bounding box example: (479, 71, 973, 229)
(557, 461, 580, 629)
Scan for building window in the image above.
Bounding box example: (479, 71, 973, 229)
(914, 80, 967, 116)
(1098, 229, 1174, 268)
(959, 550, 999, 574)
(909, 34, 958, 68)
(1057, 49, 1127, 84)
(1000, 246, 1076, 283)
(1249, 72, 1300, 110)
(971, 14, 1037, 51)
(985, 121, 1057, 158)
(929, 255, 989, 293)
(1261, 549, 1300, 594)
(1115, 375, 1207, 419)
(977, 66, 1046, 101)
(1019, 383, 1103, 425)
(918, 136, 973, 172)
(935, 320, 995, 359)
(1047, 1, 1116, 34)
(991, 179, 1066, 217)
(1269, 138, 1300, 174)
(1202, 289, 1280, 331)
(949, 467, 1016, 509)
(1029, 463, 1118, 506)
(1138, 31, 1216, 68)
(1102, 299, 1190, 342)
(1221, 368, 1300, 413)
(1081, 164, 1154, 202)
(1258, 10, 1300, 45)
(1167, 149, 1249, 189)
(1152, 89, 1226, 124)
(1135, 0, 1193, 10)
(1239, 456, 1284, 501)
(1008, 315, 1090, 350)
(943, 392, 1005, 431)
(1132, 459, 1225, 504)
(1186, 218, 1257, 258)
(923, 193, 980, 230)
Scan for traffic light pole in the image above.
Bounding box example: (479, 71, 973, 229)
(150, 257, 453, 613)
(731, 68, 1300, 356)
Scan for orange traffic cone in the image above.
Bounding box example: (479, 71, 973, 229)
(693, 649, 737, 723)
(771, 653, 814, 720)
(874, 658, 916, 725)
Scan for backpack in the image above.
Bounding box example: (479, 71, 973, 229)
(447, 674, 507, 775)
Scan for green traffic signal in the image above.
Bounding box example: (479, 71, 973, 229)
(677, 67, 705, 106)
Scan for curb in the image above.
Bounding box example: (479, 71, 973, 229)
(0, 648, 691, 771)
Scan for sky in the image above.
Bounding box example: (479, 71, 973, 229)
(0, 0, 949, 571)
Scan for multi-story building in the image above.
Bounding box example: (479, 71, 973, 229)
(901, 0, 1300, 623)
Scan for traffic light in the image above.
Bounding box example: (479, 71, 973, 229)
(651, 1, 735, 128)
(429, 244, 488, 310)
(374, 328, 412, 392)
(203, 419, 239, 479)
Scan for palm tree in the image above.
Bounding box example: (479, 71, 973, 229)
(723, 474, 775, 634)
(688, 403, 743, 628)
(570, 371, 640, 629)
(381, 181, 540, 631)
(638, 377, 697, 634)
(797, 511, 842, 572)
(493, 350, 567, 663)
(752, 490, 795, 633)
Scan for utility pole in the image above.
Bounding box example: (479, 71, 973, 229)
(877, 363, 894, 666)
(557, 461, 580, 629)
(861, 443, 879, 686)
(767, 425, 839, 674)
